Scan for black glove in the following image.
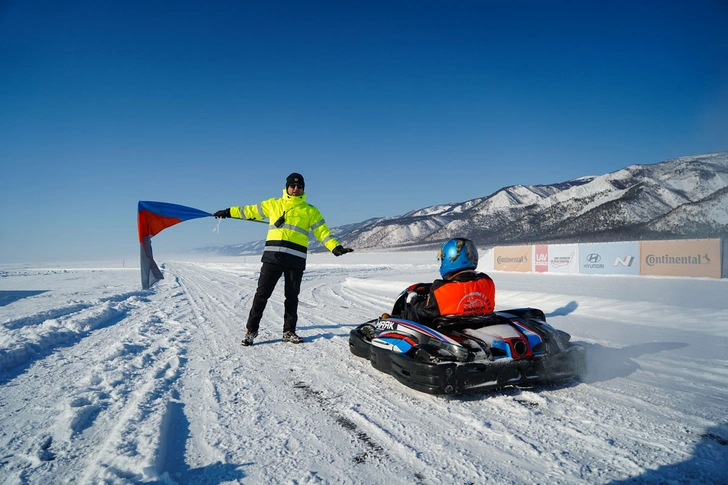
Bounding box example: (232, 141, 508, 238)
(332, 245, 353, 257)
(213, 208, 231, 219)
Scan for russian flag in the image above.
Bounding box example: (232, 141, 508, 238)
(137, 201, 211, 289)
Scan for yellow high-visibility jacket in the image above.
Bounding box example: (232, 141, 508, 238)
(230, 189, 341, 269)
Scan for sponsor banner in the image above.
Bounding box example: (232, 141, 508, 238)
(494, 245, 532, 272)
(580, 241, 640, 275)
(640, 239, 721, 279)
(534, 245, 548, 273)
(547, 244, 579, 274)
(480, 247, 495, 272)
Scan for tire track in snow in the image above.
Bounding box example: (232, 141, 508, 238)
(0, 274, 200, 483)
(291, 380, 388, 464)
(51, 277, 193, 482)
(67, 274, 199, 483)
(0, 294, 149, 374)
(155, 262, 257, 479)
(168, 262, 431, 482)
(2, 290, 149, 330)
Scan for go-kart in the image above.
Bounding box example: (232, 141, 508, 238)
(349, 288, 586, 395)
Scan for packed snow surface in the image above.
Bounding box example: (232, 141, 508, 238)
(1, 251, 727, 484)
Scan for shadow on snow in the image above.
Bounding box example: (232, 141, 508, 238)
(545, 300, 579, 318)
(0, 290, 49, 307)
(606, 422, 728, 485)
(580, 341, 688, 384)
(154, 391, 248, 484)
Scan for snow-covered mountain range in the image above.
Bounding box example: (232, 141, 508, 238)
(200, 152, 728, 256)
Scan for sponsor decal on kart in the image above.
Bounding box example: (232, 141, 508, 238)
(375, 320, 397, 331)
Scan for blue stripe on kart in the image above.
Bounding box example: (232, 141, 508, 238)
(388, 318, 458, 344)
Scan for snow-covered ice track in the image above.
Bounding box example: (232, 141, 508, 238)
(1, 256, 727, 484)
(0, 265, 239, 483)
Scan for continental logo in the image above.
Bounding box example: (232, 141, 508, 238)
(496, 255, 528, 264)
(645, 253, 712, 266)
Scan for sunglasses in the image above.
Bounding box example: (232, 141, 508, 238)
(288, 184, 304, 189)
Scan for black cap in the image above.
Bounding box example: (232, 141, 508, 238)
(286, 173, 305, 188)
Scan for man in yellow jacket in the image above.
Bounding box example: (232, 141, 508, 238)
(214, 173, 353, 346)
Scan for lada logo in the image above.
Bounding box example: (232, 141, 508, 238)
(586, 253, 601, 263)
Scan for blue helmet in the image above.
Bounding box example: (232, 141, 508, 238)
(438, 238, 478, 278)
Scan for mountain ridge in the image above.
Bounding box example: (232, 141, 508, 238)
(196, 152, 728, 256)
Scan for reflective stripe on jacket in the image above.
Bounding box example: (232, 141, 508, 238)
(230, 189, 340, 268)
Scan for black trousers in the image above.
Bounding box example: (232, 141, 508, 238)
(246, 262, 304, 334)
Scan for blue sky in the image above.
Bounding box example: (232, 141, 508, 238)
(1, 1, 727, 263)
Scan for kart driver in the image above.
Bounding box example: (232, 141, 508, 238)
(400, 238, 496, 327)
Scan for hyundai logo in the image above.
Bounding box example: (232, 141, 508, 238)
(586, 253, 601, 263)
